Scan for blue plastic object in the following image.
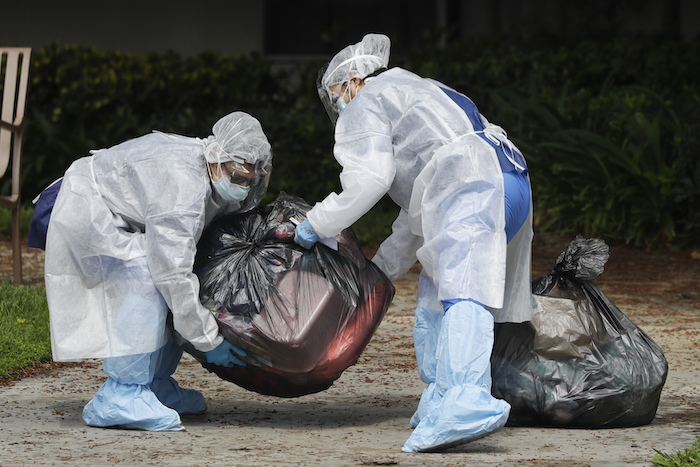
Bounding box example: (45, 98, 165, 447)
(27, 178, 62, 250)
(502, 171, 530, 243)
(293, 218, 320, 249)
(440, 298, 484, 312)
(404, 300, 510, 452)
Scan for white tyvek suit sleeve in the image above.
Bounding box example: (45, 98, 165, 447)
(145, 208, 223, 353)
(306, 104, 396, 239)
(371, 208, 422, 281)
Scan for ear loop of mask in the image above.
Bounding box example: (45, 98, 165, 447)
(337, 83, 353, 113)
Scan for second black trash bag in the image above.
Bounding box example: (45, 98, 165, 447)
(172, 193, 395, 397)
(491, 236, 668, 427)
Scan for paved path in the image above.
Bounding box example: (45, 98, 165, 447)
(1, 236, 699, 466)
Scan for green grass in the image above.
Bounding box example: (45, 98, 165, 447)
(652, 438, 700, 466)
(0, 281, 52, 379)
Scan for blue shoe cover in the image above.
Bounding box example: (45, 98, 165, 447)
(403, 300, 510, 452)
(410, 306, 445, 428)
(413, 306, 444, 385)
(151, 377, 207, 415)
(83, 378, 184, 431)
(410, 383, 438, 428)
(148, 330, 207, 415)
(402, 385, 510, 452)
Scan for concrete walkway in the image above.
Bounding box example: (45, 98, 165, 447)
(1, 235, 700, 466)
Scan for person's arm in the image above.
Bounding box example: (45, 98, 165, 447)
(371, 208, 422, 281)
(144, 198, 222, 353)
(306, 103, 396, 239)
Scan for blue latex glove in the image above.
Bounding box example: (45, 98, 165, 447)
(441, 298, 485, 312)
(294, 218, 320, 249)
(205, 340, 247, 367)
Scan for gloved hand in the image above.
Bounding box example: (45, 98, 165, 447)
(205, 340, 247, 367)
(441, 298, 484, 312)
(294, 218, 320, 249)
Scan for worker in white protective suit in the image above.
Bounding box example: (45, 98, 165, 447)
(45, 111, 272, 431)
(294, 34, 539, 452)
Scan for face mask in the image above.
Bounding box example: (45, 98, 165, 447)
(336, 97, 347, 114)
(212, 177, 250, 203)
(335, 81, 354, 115)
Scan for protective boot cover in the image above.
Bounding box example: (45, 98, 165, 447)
(172, 193, 395, 397)
(150, 333, 207, 415)
(403, 301, 510, 452)
(83, 350, 184, 431)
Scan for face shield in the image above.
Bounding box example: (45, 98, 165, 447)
(317, 66, 349, 126)
(208, 156, 272, 213)
(237, 157, 272, 213)
(205, 112, 273, 213)
(317, 34, 391, 125)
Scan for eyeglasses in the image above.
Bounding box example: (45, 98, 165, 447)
(221, 163, 254, 187)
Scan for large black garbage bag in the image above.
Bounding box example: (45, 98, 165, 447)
(171, 193, 395, 397)
(491, 236, 668, 427)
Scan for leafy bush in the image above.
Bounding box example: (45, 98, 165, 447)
(488, 84, 693, 247)
(0, 205, 35, 238)
(2, 36, 699, 248)
(400, 35, 699, 248)
(19, 45, 282, 196)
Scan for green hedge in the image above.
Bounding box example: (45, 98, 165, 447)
(399, 36, 700, 247)
(4, 36, 699, 248)
(16, 44, 337, 206)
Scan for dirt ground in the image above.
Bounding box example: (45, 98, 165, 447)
(0, 233, 699, 467)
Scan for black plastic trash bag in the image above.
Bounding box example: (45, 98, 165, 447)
(171, 193, 395, 397)
(491, 236, 668, 427)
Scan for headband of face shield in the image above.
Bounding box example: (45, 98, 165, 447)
(318, 34, 391, 125)
(204, 112, 273, 212)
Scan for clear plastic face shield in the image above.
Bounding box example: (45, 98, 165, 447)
(242, 158, 272, 213)
(317, 34, 391, 126)
(205, 112, 273, 213)
(317, 57, 386, 126)
(317, 66, 348, 126)
(208, 151, 272, 213)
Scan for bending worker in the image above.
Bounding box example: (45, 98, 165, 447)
(294, 34, 538, 452)
(45, 111, 272, 431)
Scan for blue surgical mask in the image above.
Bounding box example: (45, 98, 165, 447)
(336, 97, 347, 114)
(212, 177, 250, 203)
